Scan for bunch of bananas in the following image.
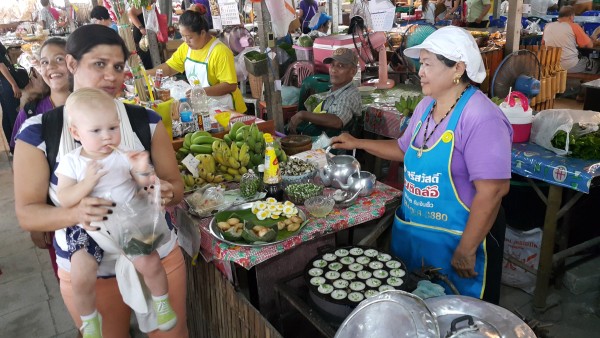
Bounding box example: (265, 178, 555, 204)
(182, 173, 206, 191)
(196, 154, 224, 183)
(212, 139, 250, 182)
(176, 131, 219, 161)
(394, 95, 424, 117)
(223, 122, 287, 170)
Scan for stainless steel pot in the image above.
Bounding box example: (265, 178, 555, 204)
(335, 292, 536, 338)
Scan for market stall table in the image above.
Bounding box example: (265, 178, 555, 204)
(511, 142, 600, 311)
(175, 181, 402, 336)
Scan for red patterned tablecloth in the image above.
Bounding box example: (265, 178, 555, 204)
(189, 182, 401, 269)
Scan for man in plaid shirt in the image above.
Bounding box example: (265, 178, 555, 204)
(288, 48, 362, 137)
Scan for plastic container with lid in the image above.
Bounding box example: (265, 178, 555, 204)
(499, 91, 533, 143)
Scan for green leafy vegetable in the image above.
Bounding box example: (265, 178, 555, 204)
(551, 126, 600, 160)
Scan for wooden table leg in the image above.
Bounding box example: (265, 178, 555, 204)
(533, 185, 563, 311)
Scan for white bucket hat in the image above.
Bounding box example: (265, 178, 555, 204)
(404, 26, 486, 83)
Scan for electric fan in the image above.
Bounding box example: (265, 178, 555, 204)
(348, 16, 395, 89)
(491, 50, 541, 99)
(219, 26, 255, 55)
(389, 24, 437, 83)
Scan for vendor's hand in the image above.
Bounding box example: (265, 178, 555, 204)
(73, 197, 114, 230)
(30, 231, 52, 249)
(331, 133, 360, 150)
(12, 85, 21, 99)
(288, 111, 306, 135)
(451, 247, 478, 278)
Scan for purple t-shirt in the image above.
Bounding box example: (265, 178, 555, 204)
(10, 96, 54, 149)
(299, 0, 318, 29)
(398, 90, 513, 207)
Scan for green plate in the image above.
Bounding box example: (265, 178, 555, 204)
(208, 202, 308, 247)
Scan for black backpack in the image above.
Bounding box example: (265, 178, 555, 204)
(41, 103, 152, 174)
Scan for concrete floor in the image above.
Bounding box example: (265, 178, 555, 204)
(1, 97, 599, 337)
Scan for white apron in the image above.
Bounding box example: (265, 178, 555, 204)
(184, 39, 235, 110)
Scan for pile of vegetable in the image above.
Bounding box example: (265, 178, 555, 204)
(551, 126, 600, 160)
(285, 183, 323, 204)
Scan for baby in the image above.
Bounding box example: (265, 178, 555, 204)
(55, 88, 176, 338)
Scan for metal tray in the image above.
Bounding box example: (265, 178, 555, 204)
(208, 202, 308, 247)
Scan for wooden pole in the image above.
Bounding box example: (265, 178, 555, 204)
(329, 0, 340, 34)
(256, 2, 284, 133)
(505, 0, 523, 54)
(158, 0, 172, 26)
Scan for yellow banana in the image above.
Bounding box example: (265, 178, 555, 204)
(223, 174, 234, 181)
(240, 153, 250, 167)
(227, 168, 240, 176)
(228, 157, 241, 169)
(233, 174, 242, 182)
(218, 164, 229, 173)
(230, 142, 239, 162)
(212, 175, 224, 183)
(205, 172, 215, 183)
(239, 144, 249, 162)
(239, 166, 248, 174)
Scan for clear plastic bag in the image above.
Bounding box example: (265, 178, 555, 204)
(531, 109, 600, 155)
(101, 176, 170, 259)
(185, 186, 231, 217)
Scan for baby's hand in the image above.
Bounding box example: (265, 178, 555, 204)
(128, 151, 150, 173)
(84, 160, 106, 185)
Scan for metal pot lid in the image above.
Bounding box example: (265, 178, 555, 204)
(424, 296, 536, 338)
(334, 290, 440, 338)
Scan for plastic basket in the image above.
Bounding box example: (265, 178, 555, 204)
(248, 74, 263, 99)
(244, 54, 268, 76)
(293, 45, 314, 62)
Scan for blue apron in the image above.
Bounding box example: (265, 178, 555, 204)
(391, 86, 487, 298)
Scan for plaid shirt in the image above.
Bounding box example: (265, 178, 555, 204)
(321, 81, 362, 126)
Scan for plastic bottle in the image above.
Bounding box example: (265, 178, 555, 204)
(262, 134, 283, 201)
(178, 98, 193, 124)
(190, 80, 211, 132)
(353, 62, 362, 87)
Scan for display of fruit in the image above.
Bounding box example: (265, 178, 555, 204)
(176, 130, 219, 161)
(211, 138, 250, 182)
(394, 95, 423, 117)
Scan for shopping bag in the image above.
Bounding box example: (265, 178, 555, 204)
(156, 9, 169, 43)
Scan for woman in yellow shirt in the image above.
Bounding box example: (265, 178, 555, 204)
(149, 7, 246, 113)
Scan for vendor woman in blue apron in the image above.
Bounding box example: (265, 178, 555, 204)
(331, 26, 512, 304)
(148, 6, 246, 113)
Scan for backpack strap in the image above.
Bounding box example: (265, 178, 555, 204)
(24, 99, 39, 118)
(41, 106, 64, 175)
(123, 103, 152, 152)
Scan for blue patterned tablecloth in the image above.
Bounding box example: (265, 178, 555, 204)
(512, 143, 600, 193)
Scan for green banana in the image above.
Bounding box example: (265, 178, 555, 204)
(183, 133, 193, 148)
(229, 121, 246, 138)
(223, 134, 233, 146)
(190, 144, 213, 154)
(192, 135, 218, 145)
(223, 174, 234, 181)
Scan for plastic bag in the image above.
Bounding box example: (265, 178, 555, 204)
(531, 109, 600, 155)
(145, 5, 159, 33)
(185, 186, 230, 217)
(101, 176, 170, 259)
(312, 132, 332, 150)
(501, 226, 542, 294)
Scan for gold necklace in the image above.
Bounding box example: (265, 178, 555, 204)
(417, 86, 469, 158)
